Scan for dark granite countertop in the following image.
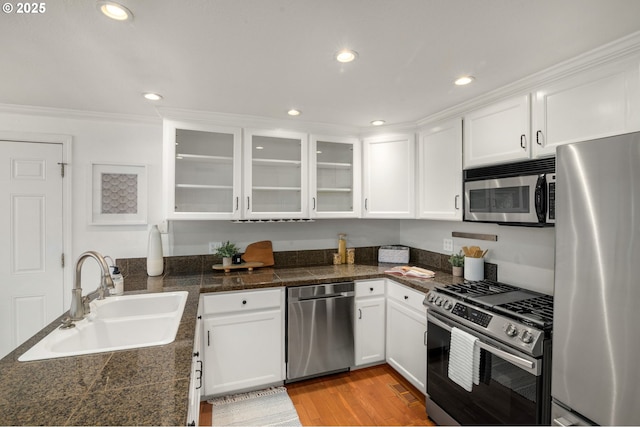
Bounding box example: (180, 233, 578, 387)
(0, 264, 462, 426)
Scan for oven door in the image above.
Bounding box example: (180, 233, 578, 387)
(427, 311, 545, 425)
(464, 175, 540, 223)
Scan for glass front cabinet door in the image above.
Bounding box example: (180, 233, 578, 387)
(163, 120, 242, 220)
(243, 129, 309, 219)
(310, 135, 361, 218)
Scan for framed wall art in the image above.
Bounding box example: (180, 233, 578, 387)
(90, 163, 148, 225)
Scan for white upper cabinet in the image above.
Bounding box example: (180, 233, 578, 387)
(418, 118, 463, 220)
(532, 58, 640, 157)
(362, 133, 415, 218)
(309, 135, 361, 218)
(163, 120, 242, 220)
(463, 94, 531, 168)
(244, 129, 309, 219)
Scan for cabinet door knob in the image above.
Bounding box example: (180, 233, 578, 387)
(404, 295, 409, 300)
(370, 287, 374, 292)
(242, 299, 247, 305)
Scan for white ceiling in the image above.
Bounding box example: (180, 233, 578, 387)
(2, 0, 640, 127)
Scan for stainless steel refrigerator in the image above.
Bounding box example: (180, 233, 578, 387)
(552, 131, 640, 426)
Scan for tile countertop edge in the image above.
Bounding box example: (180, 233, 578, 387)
(0, 264, 462, 426)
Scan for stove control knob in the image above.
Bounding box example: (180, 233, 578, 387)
(435, 296, 443, 307)
(426, 293, 436, 303)
(443, 300, 453, 310)
(520, 330, 534, 344)
(504, 323, 519, 337)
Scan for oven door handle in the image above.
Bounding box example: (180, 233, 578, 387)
(427, 313, 537, 372)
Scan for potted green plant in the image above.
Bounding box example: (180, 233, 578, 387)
(216, 241, 240, 266)
(449, 250, 464, 277)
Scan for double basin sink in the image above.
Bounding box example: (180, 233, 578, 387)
(19, 291, 188, 362)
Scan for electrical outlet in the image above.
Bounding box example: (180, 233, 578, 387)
(443, 238, 453, 252)
(209, 241, 222, 254)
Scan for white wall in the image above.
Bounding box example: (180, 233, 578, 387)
(399, 219, 555, 294)
(0, 110, 163, 258)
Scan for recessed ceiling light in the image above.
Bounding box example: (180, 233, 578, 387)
(97, 1, 133, 21)
(371, 120, 386, 126)
(336, 49, 358, 63)
(143, 92, 163, 101)
(454, 76, 475, 86)
(316, 150, 322, 154)
(287, 109, 301, 116)
(255, 146, 264, 150)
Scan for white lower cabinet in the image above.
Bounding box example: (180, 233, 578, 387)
(354, 280, 386, 366)
(186, 305, 203, 426)
(201, 288, 285, 396)
(385, 280, 427, 394)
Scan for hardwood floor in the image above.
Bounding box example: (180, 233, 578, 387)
(199, 364, 435, 426)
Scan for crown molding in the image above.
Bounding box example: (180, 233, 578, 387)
(156, 107, 360, 136)
(0, 103, 161, 124)
(416, 30, 640, 128)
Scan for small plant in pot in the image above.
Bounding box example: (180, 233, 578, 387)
(449, 251, 465, 277)
(216, 241, 240, 267)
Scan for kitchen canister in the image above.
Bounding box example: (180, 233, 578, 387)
(464, 256, 484, 281)
(147, 224, 164, 276)
(347, 248, 355, 264)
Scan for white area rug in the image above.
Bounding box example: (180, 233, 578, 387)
(208, 386, 302, 426)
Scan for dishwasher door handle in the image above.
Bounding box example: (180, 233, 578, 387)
(295, 291, 355, 302)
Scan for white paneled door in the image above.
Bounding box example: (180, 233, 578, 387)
(0, 141, 64, 359)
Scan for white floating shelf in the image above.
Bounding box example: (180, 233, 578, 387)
(317, 162, 352, 169)
(252, 186, 301, 191)
(317, 188, 352, 192)
(176, 184, 233, 190)
(252, 158, 302, 166)
(176, 154, 233, 163)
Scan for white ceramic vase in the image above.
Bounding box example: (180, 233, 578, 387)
(147, 225, 164, 276)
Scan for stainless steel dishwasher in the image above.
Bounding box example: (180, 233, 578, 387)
(286, 282, 355, 381)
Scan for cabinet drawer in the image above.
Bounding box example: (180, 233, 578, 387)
(202, 288, 283, 315)
(386, 281, 426, 313)
(355, 280, 385, 297)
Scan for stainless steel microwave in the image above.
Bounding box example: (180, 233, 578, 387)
(463, 158, 556, 226)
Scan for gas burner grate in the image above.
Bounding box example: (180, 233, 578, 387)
(495, 294, 554, 326)
(443, 280, 518, 297)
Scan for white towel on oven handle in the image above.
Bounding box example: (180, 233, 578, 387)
(448, 326, 480, 392)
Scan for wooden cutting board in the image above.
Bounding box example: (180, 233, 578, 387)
(241, 240, 275, 266)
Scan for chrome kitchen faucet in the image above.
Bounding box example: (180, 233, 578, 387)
(68, 251, 115, 321)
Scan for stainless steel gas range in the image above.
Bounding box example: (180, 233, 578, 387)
(423, 280, 553, 426)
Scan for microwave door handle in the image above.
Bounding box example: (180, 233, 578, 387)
(427, 313, 536, 372)
(534, 175, 546, 222)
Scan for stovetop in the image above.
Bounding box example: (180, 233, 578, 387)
(424, 280, 553, 357)
(433, 280, 554, 329)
